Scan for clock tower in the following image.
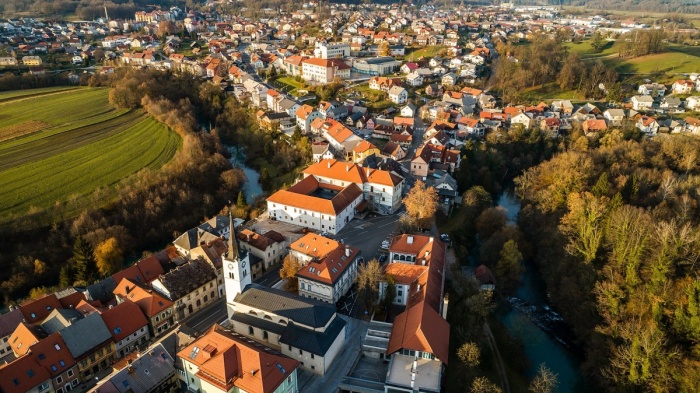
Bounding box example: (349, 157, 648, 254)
(223, 213, 251, 319)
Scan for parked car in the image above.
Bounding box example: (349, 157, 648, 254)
(378, 254, 387, 263)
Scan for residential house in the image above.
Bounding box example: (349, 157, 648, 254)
(540, 117, 561, 136)
(685, 117, 700, 134)
(456, 117, 486, 137)
(425, 83, 443, 97)
(672, 80, 695, 94)
(551, 100, 574, 115)
(237, 229, 287, 279)
(510, 112, 533, 130)
(352, 140, 380, 163)
(382, 141, 406, 160)
(0, 354, 53, 393)
(369, 77, 403, 92)
(295, 104, 322, 133)
(99, 301, 150, 358)
(151, 258, 220, 321)
(686, 96, 700, 111)
(311, 142, 334, 163)
(228, 284, 346, 376)
(0, 308, 25, 358)
(388, 86, 408, 105)
(301, 58, 351, 83)
(660, 96, 682, 112)
(291, 234, 360, 304)
(631, 95, 654, 111)
(179, 324, 299, 393)
(434, 173, 460, 204)
(638, 83, 667, 97)
(441, 72, 458, 86)
(637, 116, 660, 135)
(319, 119, 363, 158)
(113, 279, 175, 338)
(603, 109, 626, 127)
(94, 343, 178, 393)
(582, 119, 608, 135)
(400, 103, 417, 118)
(284, 55, 308, 77)
(22, 56, 42, 66)
(41, 312, 116, 381)
(405, 72, 423, 87)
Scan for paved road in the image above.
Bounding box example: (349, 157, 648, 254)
(255, 264, 282, 287)
(183, 299, 228, 333)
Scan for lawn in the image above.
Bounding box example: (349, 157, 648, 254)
(0, 88, 181, 227)
(521, 83, 583, 102)
(406, 45, 445, 60)
(565, 40, 618, 59)
(603, 45, 700, 74)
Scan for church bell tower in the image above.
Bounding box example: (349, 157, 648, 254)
(223, 213, 251, 319)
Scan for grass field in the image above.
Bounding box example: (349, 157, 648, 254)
(0, 86, 81, 102)
(406, 45, 445, 60)
(0, 88, 181, 227)
(565, 40, 618, 59)
(271, 76, 308, 96)
(603, 45, 700, 74)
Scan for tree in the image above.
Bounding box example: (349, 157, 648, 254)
(606, 82, 623, 103)
(280, 254, 302, 291)
(476, 207, 508, 240)
(403, 180, 439, 229)
(495, 239, 523, 293)
(382, 274, 397, 310)
(72, 236, 96, 283)
(529, 364, 558, 393)
(236, 191, 247, 208)
(458, 342, 481, 368)
(292, 125, 302, 142)
(356, 259, 383, 310)
(591, 32, 605, 52)
(470, 377, 502, 393)
(94, 237, 124, 277)
(260, 167, 271, 188)
(559, 192, 607, 263)
(378, 41, 390, 56)
(33, 259, 47, 276)
(59, 265, 73, 288)
(158, 20, 177, 37)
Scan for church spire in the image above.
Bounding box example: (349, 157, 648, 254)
(226, 210, 239, 260)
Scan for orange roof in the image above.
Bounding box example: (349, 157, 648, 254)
(113, 278, 172, 318)
(386, 302, 450, 364)
(19, 294, 62, 324)
(303, 159, 402, 187)
(352, 140, 377, 154)
(0, 354, 51, 393)
(111, 256, 164, 286)
(296, 244, 359, 285)
(583, 119, 608, 131)
(384, 263, 428, 286)
(302, 57, 349, 69)
(178, 326, 299, 393)
(503, 106, 523, 116)
(290, 233, 340, 260)
(267, 89, 280, 97)
(457, 117, 480, 127)
(639, 116, 657, 126)
(324, 121, 355, 144)
(8, 322, 42, 357)
(460, 87, 483, 96)
(267, 176, 364, 216)
(99, 301, 149, 342)
(295, 104, 316, 120)
(285, 55, 308, 66)
(393, 117, 414, 127)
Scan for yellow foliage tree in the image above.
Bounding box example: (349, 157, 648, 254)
(403, 180, 439, 229)
(94, 237, 124, 277)
(280, 254, 302, 291)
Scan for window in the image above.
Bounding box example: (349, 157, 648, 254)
(248, 326, 254, 335)
(311, 365, 315, 370)
(229, 272, 235, 279)
(51, 365, 58, 372)
(67, 369, 73, 377)
(311, 354, 314, 359)
(59, 360, 66, 367)
(299, 349, 303, 355)
(71, 380, 78, 387)
(57, 388, 63, 393)
(288, 376, 292, 384)
(263, 331, 268, 340)
(27, 369, 35, 377)
(56, 376, 63, 384)
(288, 345, 292, 351)
(39, 382, 49, 391)
(38, 353, 45, 360)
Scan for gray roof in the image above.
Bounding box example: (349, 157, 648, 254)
(231, 312, 286, 335)
(234, 284, 336, 329)
(280, 317, 346, 356)
(85, 277, 117, 303)
(41, 308, 84, 334)
(157, 258, 217, 300)
(361, 56, 399, 65)
(59, 313, 112, 358)
(97, 344, 175, 393)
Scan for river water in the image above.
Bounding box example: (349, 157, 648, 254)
(495, 191, 588, 392)
(227, 146, 263, 204)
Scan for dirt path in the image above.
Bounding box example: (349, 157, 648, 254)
(484, 321, 511, 393)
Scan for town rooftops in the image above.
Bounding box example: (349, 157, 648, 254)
(303, 159, 403, 187)
(99, 301, 148, 343)
(95, 343, 175, 393)
(19, 294, 62, 324)
(0, 308, 25, 338)
(234, 284, 336, 329)
(291, 233, 340, 260)
(155, 257, 217, 301)
(114, 278, 173, 318)
(302, 57, 350, 69)
(111, 255, 165, 286)
(0, 354, 51, 393)
(178, 325, 298, 393)
(238, 229, 285, 252)
(385, 301, 449, 364)
(56, 312, 112, 358)
(267, 175, 364, 216)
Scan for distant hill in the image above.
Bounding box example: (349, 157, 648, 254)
(548, 0, 700, 14)
(0, 0, 178, 20)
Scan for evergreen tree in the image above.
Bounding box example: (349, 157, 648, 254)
(59, 265, 73, 288)
(260, 167, 271, 188)
(495, 240, 523, 293)
(382, 274, 397, 311)
(236, 191, 247, 208)
(72, 236, 96, 283)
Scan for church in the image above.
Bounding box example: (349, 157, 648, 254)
(222, 218, 348, 376)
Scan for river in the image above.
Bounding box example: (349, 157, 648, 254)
(227, 146, 263, 204)
(495, 191, 588, 392)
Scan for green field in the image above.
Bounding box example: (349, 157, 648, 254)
(0, 86, 82, 102)
(565, 40, 618, 59)
(603, 45, 700, 74)
(0, 88, 181, 227)
(406, 45, 446, 60)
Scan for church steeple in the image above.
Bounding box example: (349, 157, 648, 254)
(226, 211, 239, 260)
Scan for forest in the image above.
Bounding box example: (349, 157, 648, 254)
(557, 0, 700, 14)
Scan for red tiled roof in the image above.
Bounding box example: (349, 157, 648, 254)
(113, 279, 172, 318)
(9, 322, 43, 357)
(296, 244, 359, 285)
(303, 159, 403, 187)
(19, 295, 62, 324)
(385, 302, 450, 364)
(0, 354, 51, 393)
(28, 333, 75, 377)
(267, 176, 364, 216)
(99, 301, 148, 342)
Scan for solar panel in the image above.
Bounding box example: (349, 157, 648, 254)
(189, 346, 200, 359)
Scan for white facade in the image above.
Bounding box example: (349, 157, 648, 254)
(114, 325, 150, 358)
(266, 195, 362, 235)
(314, 41, 350, 59)
(223, 247, 252, 319)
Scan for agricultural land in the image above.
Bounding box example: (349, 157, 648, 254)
(0, 87, 181, 228)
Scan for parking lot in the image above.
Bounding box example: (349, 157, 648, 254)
(335, 212, 403, 263)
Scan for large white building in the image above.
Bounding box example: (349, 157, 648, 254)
(228, 284, 347, 376)
(314, 41, 350, 59)
(301, 58, 351, 84)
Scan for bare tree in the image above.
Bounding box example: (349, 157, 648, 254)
(529, 364, 558, 393)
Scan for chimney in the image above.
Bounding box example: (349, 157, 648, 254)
(346, 164, 349, 172)
(366, 167, 370, 176)
(407, 236, 413, 245)
(327, 161, 331, 169)
(442, 293, 449, 319)
(345, 247, 350, 257)
(251, 369, 257, 376)
(421, 259, 426, 266)
(425, 251, 430, 258)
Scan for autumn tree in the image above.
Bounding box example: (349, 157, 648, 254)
(495, 239, 523, 293)
(470, 377, 502, 393)
(529, 364, 558, 393)
(559, 192, 607, 263)
(357, 259, 383, 310)
(94, 237, 124, 277)
(403, 180, 438, 229)
(378, 41, 390, 56)
(458, 342, 481, 368)
(236, 191, 247, 208)
(381, 274, 397, 311)
(475, 207, 508, 240)
(280, 254, 302, 291)
(158, 20, 177, 37)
